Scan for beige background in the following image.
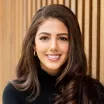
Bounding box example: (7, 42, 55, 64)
(0, 0, 104, 103)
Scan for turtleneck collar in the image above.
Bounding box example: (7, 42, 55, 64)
(38, 67, 58, 85)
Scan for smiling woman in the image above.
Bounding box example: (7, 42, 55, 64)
(2, 4, 104, 104)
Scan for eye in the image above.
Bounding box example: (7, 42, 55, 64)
(59, 37, 68, 41)
(39, 36, 49, 40)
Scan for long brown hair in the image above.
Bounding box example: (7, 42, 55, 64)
(11, 4, 87, 103)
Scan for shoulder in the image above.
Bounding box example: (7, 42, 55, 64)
(80, 75, 104, 103)
(3, 82, 21, 96)
(3, 82, 27, 104)
(3, 82, 18, 93)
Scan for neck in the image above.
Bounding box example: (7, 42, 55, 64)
(40, 63, 60, 76)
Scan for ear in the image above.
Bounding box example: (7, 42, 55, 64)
(33, 44, 36, 52)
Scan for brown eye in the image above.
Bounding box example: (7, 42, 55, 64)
(59, 37, 68, 41)
(40, 36, 49, 40)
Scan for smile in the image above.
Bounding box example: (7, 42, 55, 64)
(47, 55, 61, 61)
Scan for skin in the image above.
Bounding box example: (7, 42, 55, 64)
(34, 18, 69, 76)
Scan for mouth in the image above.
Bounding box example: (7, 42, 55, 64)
(46, 54, 61, 61)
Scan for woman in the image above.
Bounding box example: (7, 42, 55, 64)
(3, 4, 104, 104)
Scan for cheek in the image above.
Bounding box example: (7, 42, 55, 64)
(60, 43, 69, 53)
(35, 40, 41, 52)
(35, 41, 48, 52)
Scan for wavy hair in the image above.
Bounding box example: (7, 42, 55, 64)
(11, 4, 87, 103)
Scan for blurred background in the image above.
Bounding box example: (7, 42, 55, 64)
(0, 0, 104, 103)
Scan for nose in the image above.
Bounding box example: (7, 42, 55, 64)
(50, 39, 58, 51)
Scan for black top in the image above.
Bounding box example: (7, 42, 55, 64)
(3, 68, 58, 104)
(2, 68, 104, 104)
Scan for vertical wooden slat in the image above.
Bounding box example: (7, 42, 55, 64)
(37, 0, 42, 11)
(2, 0, 12, 86)
(77, 0, 83, 32)
(84, 0, 90, 74)
(0, 0, 3, 102)
(75, 0, 78, 17)
(11, 0, 16, 78)
(27, 0, 32, 28)
(89, 0, 92, 76)
(96, 0, 101, 79)
(47, 0, 52, 5)
(100, 0, 104, 84)
(19, 0, 24, 64)
(70, 0, 76, 14)
(82, 0, 85, 48)
(64, 0, 71, 8)
(15, 0, 20, 65)
(58, 0, 64, 4)
(23, 0, 28, 36)
(19, 0, 24, 43)
(42, 0, 47, 6)
(32, 0, 37, 16)
(92, 0, 98, 78)
(53, 0, 58, 4)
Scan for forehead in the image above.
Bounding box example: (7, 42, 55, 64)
(36, 18, 68, 35)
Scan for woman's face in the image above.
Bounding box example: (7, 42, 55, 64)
(34, 18, 69, 75)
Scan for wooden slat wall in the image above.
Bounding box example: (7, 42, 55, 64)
(0, 0, 104, 103)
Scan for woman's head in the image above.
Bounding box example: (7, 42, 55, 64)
(21, 4, 86, 78)
(14, 4, 87, 102)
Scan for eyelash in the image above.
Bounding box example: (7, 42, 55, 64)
(39, 36, 68, 41)
(59, 37, 68, 41)
(39, 36, 49, 40)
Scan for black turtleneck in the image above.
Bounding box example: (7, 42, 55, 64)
(3, 68, 58, 104)
(3, 68, 104, 104)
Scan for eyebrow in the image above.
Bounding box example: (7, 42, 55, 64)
(38, 32, 68, 36)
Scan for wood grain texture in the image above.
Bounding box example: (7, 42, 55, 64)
(0, 0, 104, 103)
(91, 0, 98, 78)
(100, 0, 104, 84)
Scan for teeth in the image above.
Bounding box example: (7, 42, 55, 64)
(47, 55, 60, 60)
